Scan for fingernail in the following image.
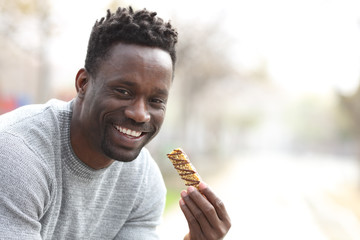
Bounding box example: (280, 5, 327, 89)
(199, 182, 207, 191)
(179, 198, 185, 206)
(187, 186, 195, 193)
(181, 190, 187, 198)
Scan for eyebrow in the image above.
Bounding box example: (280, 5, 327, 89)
(108, 79, 136, 86)
(153, 87, 169, 96)
(108, 79, 169, 96)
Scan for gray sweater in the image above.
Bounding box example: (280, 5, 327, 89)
(0, 99, 166, 240)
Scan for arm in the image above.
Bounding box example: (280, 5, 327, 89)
(180, 182, 231, 240)
(0, 134, 49, 239)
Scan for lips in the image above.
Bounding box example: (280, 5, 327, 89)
(113, 125, 142, 138)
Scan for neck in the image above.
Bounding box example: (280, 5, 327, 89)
(70, 99, 114, 170)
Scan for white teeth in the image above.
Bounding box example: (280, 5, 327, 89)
(115, 125, 141, 137)
(131, 130, 138, 136)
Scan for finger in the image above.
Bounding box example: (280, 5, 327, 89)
(181, 190, 213, 234)
(198, 182, 231, 224)
(184, 187, 232, 239)
(186, 186, 220, 227)
(183, 233, 191, 240)
(179, 195, 203, 238)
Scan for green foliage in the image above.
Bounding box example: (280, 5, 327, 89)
(164, 188, 181, 214)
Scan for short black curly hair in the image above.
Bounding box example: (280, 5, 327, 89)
(84, 6, 178, 78)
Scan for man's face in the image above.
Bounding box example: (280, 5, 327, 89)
(78, 43, 173, 162)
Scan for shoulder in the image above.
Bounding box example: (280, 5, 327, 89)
(0, 99, 71, 176)
(0, 99, 72, 158)
(134, 148, 164, 183)
(0, 132, 54, 187)
(0, 131, 41, 162)
(107, 147, 166, 200)
(0, 132, 54, 217)
(136, 148, 161, 170)
(0, 133, 53, 236)
(117, 147, 165, 194)
(136, 148, 166, 197)
(0, 99, 72, 131)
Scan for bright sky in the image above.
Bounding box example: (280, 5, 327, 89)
(49, 0, 360, 95)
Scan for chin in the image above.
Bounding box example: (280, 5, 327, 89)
(102, 143, 143, 162)
(100, 125, 154, 162)
(113, 152, 140, 162)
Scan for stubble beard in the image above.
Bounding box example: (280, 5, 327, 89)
(100, 125, 144, 162)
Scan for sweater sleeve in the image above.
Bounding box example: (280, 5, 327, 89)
(115, 151, 166, 240)
(0, 133, 52, 240)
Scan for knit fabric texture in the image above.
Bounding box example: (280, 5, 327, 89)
(0, 99, 166, 240)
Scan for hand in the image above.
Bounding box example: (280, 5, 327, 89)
(179, 182, 231, 240)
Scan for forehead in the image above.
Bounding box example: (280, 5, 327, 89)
(100, 42, 173, 76)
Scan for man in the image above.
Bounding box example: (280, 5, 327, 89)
(0, 6, 231, 239)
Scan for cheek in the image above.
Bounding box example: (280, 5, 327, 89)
(152, 110, 166, 128)
(82, 98, 113, 129)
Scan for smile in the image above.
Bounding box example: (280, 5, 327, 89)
(114, 125, 142, 138)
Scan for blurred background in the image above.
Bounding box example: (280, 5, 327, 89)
(1, 0, 360, 239)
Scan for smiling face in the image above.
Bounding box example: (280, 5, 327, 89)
(71, 43, 173, 168)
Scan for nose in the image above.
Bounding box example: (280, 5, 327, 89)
(124, 98, 151, 123)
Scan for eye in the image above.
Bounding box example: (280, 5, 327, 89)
(150, 97, 167, 104)
(115, 88, 131, 97)
(150, 98, 167, 111)
(151, 98, 165, 104)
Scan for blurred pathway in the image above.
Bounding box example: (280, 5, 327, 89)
(157, 151, 360, 240)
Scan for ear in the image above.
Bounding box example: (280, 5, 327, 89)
(75, 68, 90, 98)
